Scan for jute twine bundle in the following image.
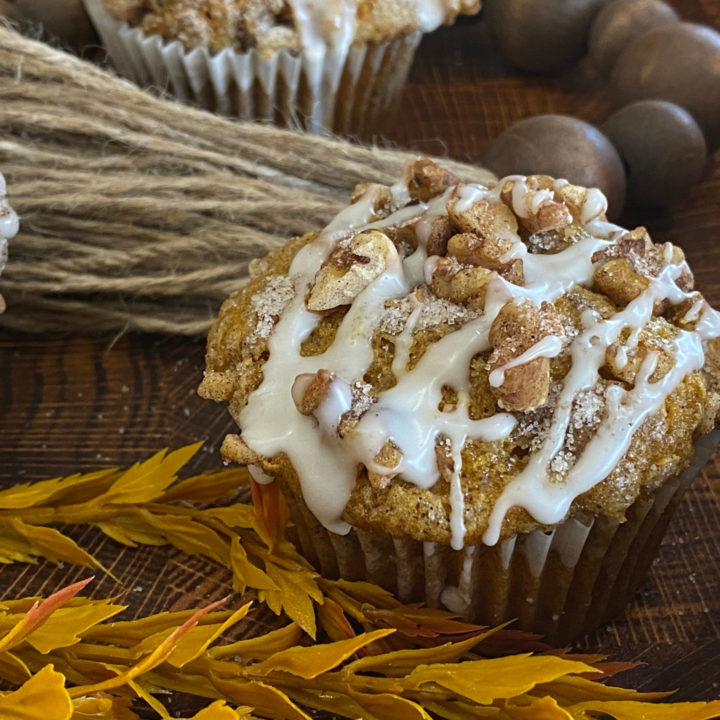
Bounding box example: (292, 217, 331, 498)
(0, 25, 491, 336)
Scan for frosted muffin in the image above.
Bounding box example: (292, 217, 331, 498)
(83, 0, 480, 134)
(0, 172, 20, 314)
(200, 158, 720, 643)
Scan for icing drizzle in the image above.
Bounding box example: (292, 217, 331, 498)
(238, 168, 720, 549)
(286, 0, 478, 56)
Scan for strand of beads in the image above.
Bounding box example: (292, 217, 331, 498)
(482, 0, 719, 217)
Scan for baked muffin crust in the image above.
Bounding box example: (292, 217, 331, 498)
(103, 0, 481, 55)
(200, 159, 720, 548)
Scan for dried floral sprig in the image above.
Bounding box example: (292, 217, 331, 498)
(0, 444, 322, 635)
(2, 579, 719, 720)
(0, 443, 545, 649)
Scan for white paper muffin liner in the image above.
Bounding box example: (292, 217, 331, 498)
(83, 0, 422, 135)
(281, 429, 720, 645)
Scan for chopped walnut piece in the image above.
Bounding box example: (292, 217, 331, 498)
(525, 203, 573, 234)
(672, 253, 694, 293)
(593, 258, 651, 308)
(447, 194, 519, 239)
(425, 215, 455, 256)
(307, 230, 397, 312)
(554, 181, 607, 224)
(526, 227, 575, 255)
(405, 157, 460, 202)
(350, 182, 393, 215)
(499, 176, 573, 234)
(488, 299, 565, 412)
(447, 232, 504, 268)
(446, 231, 524, 284)
(368, 441, 403, 489)
(391, 214, 455, 258)
(430, 257, 496, 310)
(592, 227, 656, 272)
(434, 439, 455, 483)
(221, 433, 261, 465)
(604, 342, 674, 385)
(502, 260, 525, 286)
(337, 381, 375, 438)
(705, 337, 720, 377)
(291, 369, 334, 416)
(393, 219, 420, 253)
(592, 227, 674, 308)
(592, 228, 694, 296)
(669, 296, 702, 329)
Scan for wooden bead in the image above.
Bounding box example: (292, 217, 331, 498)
(603, 101, 707, 208)
(588, 0, 678, 77)
(13, 0, 97, 50)
(484, 0, 610, 74)
(482, 115, 626, 219)
(610, 23, 720, 148)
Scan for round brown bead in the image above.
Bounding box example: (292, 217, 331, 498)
(588, 0, 678, 77)
(603, 100, 707, 208)
(484, 0, 610, 74)
(482, 115, 626, 219)
(610, 22, 720, 148)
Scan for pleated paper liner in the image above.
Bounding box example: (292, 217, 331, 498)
(281, 429, 719, 646)
(83, 0, 421, 136)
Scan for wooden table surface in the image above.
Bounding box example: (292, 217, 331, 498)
(1, 0, 720, 712)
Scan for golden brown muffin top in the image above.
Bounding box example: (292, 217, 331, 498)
(200, 158, 720, 548)
(102, 0, 481, 55)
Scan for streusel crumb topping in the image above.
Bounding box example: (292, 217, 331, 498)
(103, 0, 481, 55)
(201, 157, 720, 549)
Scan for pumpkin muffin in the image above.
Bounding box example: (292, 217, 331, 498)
(84, 0, 480, 134)
(0, 171, 19, 315)
(200, 158, 720, 643)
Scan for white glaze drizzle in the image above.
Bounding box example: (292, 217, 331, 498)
(248, 464, 275, 485)
(483, 261, 710, 545)
(448, 436, 466, 550)
(683, 297, 706, 323)
(440, 544, 475, 613)
(286, 0, 475, 56)
(697, 303, 720, 340)
(288, 0, 358, 60)
(391, 292, 423, 379)
(238, 168, 720, 548)
(580, 189, 607, 224)
(488, 334, 564, 388)
(0, 172, 19, 241)
(239, 186, 440, 533)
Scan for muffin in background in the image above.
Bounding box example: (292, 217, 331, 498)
(0, 171, 19, 314)
(199, 157, 720, 644)
(83, 0, 480, 135)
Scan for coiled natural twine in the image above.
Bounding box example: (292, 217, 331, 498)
(0, 25, 492, 336)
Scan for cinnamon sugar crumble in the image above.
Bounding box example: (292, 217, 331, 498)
(338, 381, 375, 437)
(379, 292, 478, 336)
(549, 388, 606, 477)
(571, 388, 605, 431)
(248, 274, 294, 344)
(350, 381, 374, 415)
(511, 394, 556, 452)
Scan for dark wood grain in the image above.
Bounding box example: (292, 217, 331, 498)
(1, 0, 719, 713)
